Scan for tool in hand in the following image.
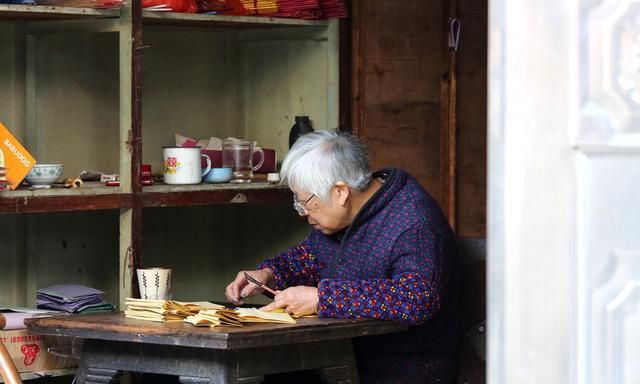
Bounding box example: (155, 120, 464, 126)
(244, 272, 277, 296)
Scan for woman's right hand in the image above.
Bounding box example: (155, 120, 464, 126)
(224, 268, 274, 306)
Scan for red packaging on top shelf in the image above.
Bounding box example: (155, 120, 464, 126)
(271, 0, 321, 19)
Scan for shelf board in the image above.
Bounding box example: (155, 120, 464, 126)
(140, 181, 291, 208)
(0, 182, 292, 212)
(0, 367, 76, 383)
(0, 4, 119, 21)
(142, 11, 328, 28)
(0, 182, 131, 213)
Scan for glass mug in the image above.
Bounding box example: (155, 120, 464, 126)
(222, 139, 265, 183)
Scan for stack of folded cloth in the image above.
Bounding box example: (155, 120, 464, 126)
(37, 284, 115, 314)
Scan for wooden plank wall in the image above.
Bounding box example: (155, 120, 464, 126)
(350, 0, 445, 202)
(455, 0, 487, 237)
(350, 0, 487, 237)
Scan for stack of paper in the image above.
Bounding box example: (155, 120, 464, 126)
(235, 307, 297, 324)
(125, 298, 225, 322)
(37, 284, 115, 314)
(0, 307, 58, 330)
(184, 308, 243, 327)
(186, 307, 296, 327)
(125, 298, 297, 326)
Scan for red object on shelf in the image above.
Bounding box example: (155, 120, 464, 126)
(271, 0, 321, 19)
(317, 0, 346, 18)
(199, 0, 247, 14)
(142, 0, 197, 12)
(141, 164, 153, 186)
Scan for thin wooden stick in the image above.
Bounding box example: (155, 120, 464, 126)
(0, 338, 21, 384)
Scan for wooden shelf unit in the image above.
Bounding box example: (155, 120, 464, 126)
(0, 3, 340, 381)
(0, 0, 338, 311)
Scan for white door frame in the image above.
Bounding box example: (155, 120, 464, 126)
(488, 0, 640, 383)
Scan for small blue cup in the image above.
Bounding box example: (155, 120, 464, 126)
(203, 167, 233, 183)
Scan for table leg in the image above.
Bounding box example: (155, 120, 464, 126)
(177, 374, 264, 384)
(237, 339, 359, 384)
(79, 367, 121, 384)
(316, 338, 360, 384)
(73, 340, 123, 384)
(178, 376, 210, 384)
(237, 376, 265, 384)
(318, 365, 358, 384)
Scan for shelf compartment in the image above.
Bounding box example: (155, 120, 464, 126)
(142, 11, 328, 28)
(140, 182, 291, 208)
(0, 4, 119, 21)
(0, 182, 132, 213)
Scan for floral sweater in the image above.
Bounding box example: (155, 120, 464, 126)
(259, 168, 460, 383)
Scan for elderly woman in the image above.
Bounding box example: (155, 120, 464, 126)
(225, 130, 460, 384)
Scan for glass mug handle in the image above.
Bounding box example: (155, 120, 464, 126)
(201, 154, 212, 176)
(252, 147, 265, 171)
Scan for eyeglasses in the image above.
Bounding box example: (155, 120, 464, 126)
(293, 193, 316, 215)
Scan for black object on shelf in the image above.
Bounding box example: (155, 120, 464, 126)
(288, 116, 314, 148)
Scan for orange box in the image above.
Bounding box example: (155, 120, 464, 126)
(0, 329, 78, 373)
(0, 122, 36, 190)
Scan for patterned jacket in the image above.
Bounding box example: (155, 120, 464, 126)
(259, 168, 460, 383)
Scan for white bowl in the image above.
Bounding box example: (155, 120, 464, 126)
(25, 164, 64, 187)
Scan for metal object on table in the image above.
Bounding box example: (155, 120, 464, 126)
(244, 272, 277, 296)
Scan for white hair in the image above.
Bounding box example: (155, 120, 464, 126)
(280, 130, 372, 202)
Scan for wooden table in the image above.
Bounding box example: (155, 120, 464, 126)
(25, 312, 407, 384)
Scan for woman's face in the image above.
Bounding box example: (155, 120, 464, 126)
(293, 187, 350, 235)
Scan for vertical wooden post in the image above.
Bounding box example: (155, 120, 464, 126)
(440, 0, 459, 230)
(118, 0, 143, 308)
(338, 2, 352, 133)
(130, 0, 144, 300)
(350, 0, 365, 138)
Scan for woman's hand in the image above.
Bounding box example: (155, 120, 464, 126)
(225, 268, 274, 305)
(260, 286, 318, 317)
